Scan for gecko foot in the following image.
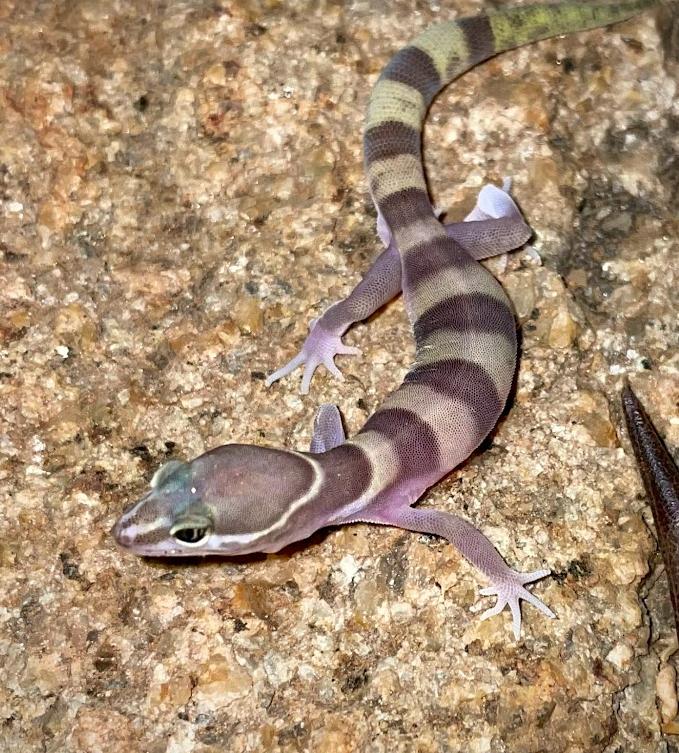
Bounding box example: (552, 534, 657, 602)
(476, 567, 555, 641)
(265, 312, 360, 395)
(463, 177, 520, 221)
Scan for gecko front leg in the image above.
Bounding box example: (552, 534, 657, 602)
(310, 404, 346, 453)
(265, 241, 400, 394)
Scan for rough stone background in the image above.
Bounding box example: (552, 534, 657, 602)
(1, 1, 677, 752)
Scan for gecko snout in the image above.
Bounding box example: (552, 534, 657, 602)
(111, 517, 133, 548)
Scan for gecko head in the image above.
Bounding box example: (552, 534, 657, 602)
(112, 444, 317, 557)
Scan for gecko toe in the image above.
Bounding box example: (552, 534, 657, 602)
(300, 357, 322, 395)
(265, 353, 305, 387)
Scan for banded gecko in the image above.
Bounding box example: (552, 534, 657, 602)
(114, 1, 656, 639)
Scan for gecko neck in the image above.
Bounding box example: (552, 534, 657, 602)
(255, 444, 374, 552)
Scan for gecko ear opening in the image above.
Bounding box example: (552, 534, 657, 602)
(151, 460, 190, 489)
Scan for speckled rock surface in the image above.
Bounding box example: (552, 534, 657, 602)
(1, 2, 677, 752)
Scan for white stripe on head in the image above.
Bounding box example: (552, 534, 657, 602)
(212, 452, 324, 549)
(121, 517, 172, 539)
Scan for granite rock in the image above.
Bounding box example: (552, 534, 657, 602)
(1, 2, 677, 752)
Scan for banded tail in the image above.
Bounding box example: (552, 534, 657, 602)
(357, 1, 656, 484)
(365, 0, 656, 249)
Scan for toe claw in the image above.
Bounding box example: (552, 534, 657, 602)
(519, 568, 551, 585)
(522, 590, 556, 619)
(509, 599, 522, 641)
(337, 344, 361, 356)
(479, 600, 507, 621)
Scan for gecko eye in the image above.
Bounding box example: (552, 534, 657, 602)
(170, 520, 212, 547)
(173, 526, 210, 545)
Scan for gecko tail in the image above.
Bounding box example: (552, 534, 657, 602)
(483, 1, 657, 58)
(365, 0, 656, 242)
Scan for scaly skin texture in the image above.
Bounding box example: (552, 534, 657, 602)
(622, 383, 679, 635)
(114, 2, 656, 641)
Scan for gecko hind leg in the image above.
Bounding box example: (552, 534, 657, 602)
(310, 404, 346, 453)
(358, 501, 554, 640)
(265, 241, 402, 394)
(444, 215, 531, 261)
(266, 180, 530, 394)
(443, 179, 531, 260)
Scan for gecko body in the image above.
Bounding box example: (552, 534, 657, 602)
(114, 1, 656, 639)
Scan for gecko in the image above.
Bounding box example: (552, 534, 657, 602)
(622, 383, 679, 636)
(113, 1, 656, 640)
